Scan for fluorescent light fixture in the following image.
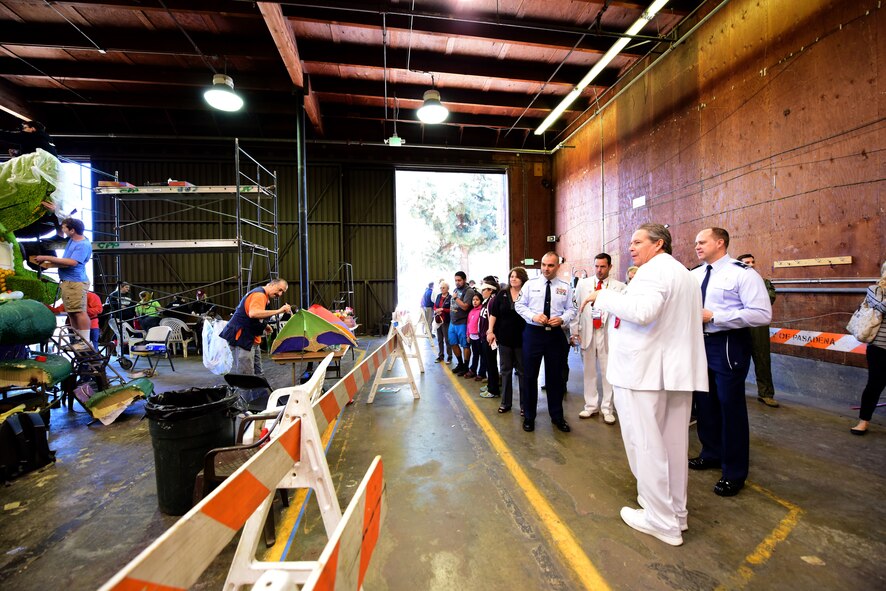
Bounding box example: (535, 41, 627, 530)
(535, 0, 670, 135)
(417, 89, 448, 124)
(203, 74, 244, 112)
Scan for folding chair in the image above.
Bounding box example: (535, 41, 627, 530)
(130, 326, 175, 372)
(159, 318, 195, 358)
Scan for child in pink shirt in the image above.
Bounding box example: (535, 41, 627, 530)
(465, 294, 483, 379)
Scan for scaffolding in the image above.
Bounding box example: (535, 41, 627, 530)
(93, 140, 279, 303)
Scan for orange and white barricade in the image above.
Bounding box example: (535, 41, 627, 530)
(99, 353, 386, 591)
(412, 307, 436, 347)
(384, 310, 425, 375)
(369, 322, 421, 404)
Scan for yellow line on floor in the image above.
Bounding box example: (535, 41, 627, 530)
(262, 347, 367, 562)
(715, 482, 804, 590)
(445, 370, 611, 591)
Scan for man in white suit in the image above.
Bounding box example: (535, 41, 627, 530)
(581, 223, 708, 546)
(570, 252, 626, 424)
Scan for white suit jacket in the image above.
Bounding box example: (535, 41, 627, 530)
(594, 253, 708, 392)
(570, 276, 627, 350)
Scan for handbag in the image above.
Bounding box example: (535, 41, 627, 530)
(847, 287, 883, 343)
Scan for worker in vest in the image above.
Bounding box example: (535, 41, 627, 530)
(220, 278, 291, 375)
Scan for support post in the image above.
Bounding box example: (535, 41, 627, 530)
(296, 91, 310, 309)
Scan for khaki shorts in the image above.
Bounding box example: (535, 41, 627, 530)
(60, 281, 89, 313)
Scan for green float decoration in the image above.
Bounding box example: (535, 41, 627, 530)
(0, 148, 65, 306)
(0, 298, 58, 345)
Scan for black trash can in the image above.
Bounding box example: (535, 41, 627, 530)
(145, 387, 239, 515)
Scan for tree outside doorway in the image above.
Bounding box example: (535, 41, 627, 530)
(396, 170, 509, 310)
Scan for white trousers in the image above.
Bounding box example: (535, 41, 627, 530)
(581, 330, 612, 413)
(614, 386, 692, 537)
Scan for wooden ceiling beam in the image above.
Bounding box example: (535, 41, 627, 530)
(257, 1, 323, 135)
(279, 1, 690, 49)
(0, 23, 278, 59)
(0, 58, 292, 90)
(280, 6, 645, 58)
(0, 77, 37, 121)
(309, 76, 575, 112)
(318, 103, 562, 133)
(20, 87, 300, 114)
(298, 40, 620, 88)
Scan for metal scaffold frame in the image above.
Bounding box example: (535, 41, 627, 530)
(93, 140, 279, 303)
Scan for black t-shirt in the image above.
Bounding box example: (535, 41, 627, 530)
(489, 288, 525, 347)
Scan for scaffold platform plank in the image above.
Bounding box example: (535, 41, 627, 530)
(93, 239, 240, 253)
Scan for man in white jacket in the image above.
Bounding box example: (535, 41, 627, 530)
(581, 223, 708, 546)
(570, 253, 626, 424)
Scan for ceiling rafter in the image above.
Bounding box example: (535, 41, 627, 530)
(257, 1, 323, 134)
(0, 0, 707, 151)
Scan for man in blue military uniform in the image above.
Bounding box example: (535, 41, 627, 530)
(690, 228, 772, 497)
(515, 251, 576, 433)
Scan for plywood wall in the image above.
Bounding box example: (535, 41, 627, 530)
(553, 0, 884, 365)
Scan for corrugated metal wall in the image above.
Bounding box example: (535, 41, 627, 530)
(91, 156, 396, 333)
(553, 0, 883, 367)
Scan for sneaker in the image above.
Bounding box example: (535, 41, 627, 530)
(603, 412, 616, 425)
(620, 507, 683, 546)
(435, 356, 443, 363)
(579, 409, 598, 419)
(480, 385, 488, 392)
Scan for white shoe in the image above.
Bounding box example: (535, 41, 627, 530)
(637, 496, 688, 531)
(603, 412, 616, 424)
(621, 507, 683, 546)
(579, 409, 598, 419)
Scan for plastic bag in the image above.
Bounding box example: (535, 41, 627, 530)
(202, 318, 233, 375)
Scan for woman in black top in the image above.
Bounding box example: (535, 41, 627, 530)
(487, 267, 528, 414)
(433, 281, 452, 363)
(851, 262, 886, 435)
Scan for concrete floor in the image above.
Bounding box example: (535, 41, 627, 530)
(0, 337, 883, 590)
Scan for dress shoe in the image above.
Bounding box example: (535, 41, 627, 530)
(602, 412, 616, 425)
(463, 370, 476, 379)
(553, 420, 571, 433)
(637, 496, 688, 532)
(713, 478, 744, 497)
(522, 420, 535, 432)
(620, 507, 683, 546)
(688, 457, 721, 471)
(454, 364, 467, 376)
(758, 397, 780, 408)
(579, 409, 598, 419)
